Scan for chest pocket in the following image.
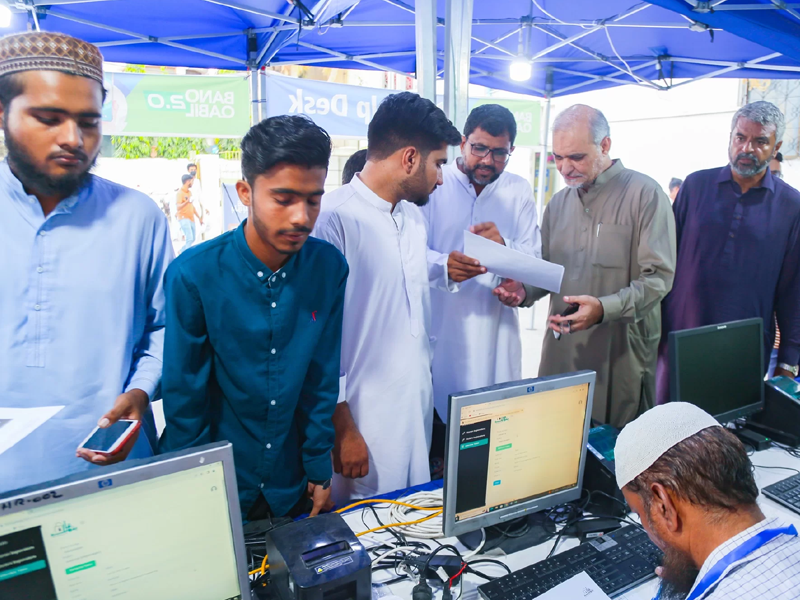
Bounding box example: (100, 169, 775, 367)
(592, 224, 632, 269)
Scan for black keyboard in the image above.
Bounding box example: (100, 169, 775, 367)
(763, 473, 800, 514)
(477, 525, 662, 600)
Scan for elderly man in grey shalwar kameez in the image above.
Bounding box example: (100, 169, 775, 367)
(494, 105, 676, 428)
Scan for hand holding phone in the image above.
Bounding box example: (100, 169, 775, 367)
(76, 389, 149, 466)
(553, 303, 580, 340)
(79, 420, 141, 455)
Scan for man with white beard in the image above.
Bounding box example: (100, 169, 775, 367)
(494, 104, 676, 428)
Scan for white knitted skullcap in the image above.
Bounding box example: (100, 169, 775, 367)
(615, 402, 721, 489)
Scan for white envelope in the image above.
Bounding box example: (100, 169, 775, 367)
(463, 230, 564, 294)
(535, 572, 612, 600)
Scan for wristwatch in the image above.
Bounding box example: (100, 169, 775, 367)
(778, 363, 799, 377)
(310, 479, 332, 490)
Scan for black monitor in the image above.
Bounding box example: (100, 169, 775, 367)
(669, 317, 764, 423)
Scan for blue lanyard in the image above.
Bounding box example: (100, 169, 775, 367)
(653, 524, 797, 600)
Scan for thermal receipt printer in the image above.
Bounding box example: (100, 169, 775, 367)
(265, 512, 371, 600)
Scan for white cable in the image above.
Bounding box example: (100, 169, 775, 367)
(462, 528, 486, 559)
(386, 490, 444, 539)
(603, 26, 649, 86)
(372, 546, 420, 564)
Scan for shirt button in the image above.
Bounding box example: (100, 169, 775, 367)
(266, 443, 272, 450)
(259, 483, 264, 489)
(271, 400, 276, 406)
(584, 208, 590, 214)
(729, 233, 735, 238)
(582, 227, 587, 232)
(281, 273, 286, 278)
(271, 348, 276, 355)
(39, 230, 47, 236)
(579, 247, 584, 252)
(257, 271, 264, 278)
(271, 302, 277, 308)
(34, 304, 41, 311)
(36, 266, 43, 273)
(271, 276, 276, 283)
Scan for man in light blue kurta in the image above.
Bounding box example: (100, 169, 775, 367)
(0, 32, 173, 493)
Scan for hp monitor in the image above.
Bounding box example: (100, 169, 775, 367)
(443, 371, 595, 538)
(669, 317, 765, 423)
(0, 442, 249, 600)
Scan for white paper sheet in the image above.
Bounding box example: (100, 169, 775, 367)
(0, 406, 64, 456)
(535, 572, 612, 600)
(463, 230, 564, 293)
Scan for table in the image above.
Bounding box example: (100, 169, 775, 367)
(339, 447, 800, 600)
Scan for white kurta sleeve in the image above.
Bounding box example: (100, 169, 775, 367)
(502, 183, 542, 258)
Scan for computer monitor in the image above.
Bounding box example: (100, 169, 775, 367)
(442, 371, 595, 538)
(0, 442, 249, 600)
(669, 317, 765, 423)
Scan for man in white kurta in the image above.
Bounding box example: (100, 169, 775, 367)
(313, 91, 462, 502)
(422, 105, 540, 421)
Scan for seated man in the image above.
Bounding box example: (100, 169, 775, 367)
(159, 115, 348, 521)
(615, 403, 800, 599)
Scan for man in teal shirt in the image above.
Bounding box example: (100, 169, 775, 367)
(159, 116, 347, 519)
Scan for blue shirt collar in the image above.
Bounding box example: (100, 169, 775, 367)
(233, 219, 297, 285)
(717, 163, 776, 193)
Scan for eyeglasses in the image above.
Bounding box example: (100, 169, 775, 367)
(468, 141, 512, 164)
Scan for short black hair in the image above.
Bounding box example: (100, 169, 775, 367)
(464, 104, 517, 146)
(0, 72, 107, 112)
(181, 174, 194, 185)
(626, 427, 758, 515)
(342, 149, 367, 185)
(367, 92, 461, 161)
(669, 177, 683, 191)
(241, 115, 332, 187)
(187, 162, 197, 171)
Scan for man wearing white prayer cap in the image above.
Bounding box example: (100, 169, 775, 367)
(615, 403, 800, 600)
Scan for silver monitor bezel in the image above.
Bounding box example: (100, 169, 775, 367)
(0, 442, 250, 600)
(443, 370, 596, 538)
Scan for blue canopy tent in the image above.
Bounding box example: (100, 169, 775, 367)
(4, 0, 800, 208)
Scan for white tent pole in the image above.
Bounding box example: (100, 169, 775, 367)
(536, 94, 551, 225)
(444, 0, 474, 134)
(249, 69, 259, 126)
(414, 0, 437, 101)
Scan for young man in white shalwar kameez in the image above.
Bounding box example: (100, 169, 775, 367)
(313, 92, 462, 502)
(421, 104, 541, 426)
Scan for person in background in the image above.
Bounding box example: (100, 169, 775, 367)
(176, 173, 202, 253)
(770, 151, 783, 180)
(342, 149, 367, 185)
(421, 104, 540, 430)
(0, 32, 172, 491)
(313, 92, 462, 502)
(616, 402, 800, 599)
(668, 177, 682, 203)
(159, 116, 347, 520)
(495, 105, 676, 428)
(658, 101, 800, 404)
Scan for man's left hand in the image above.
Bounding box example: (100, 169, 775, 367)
(548, 295, 604, 334)
(307, 482, 334, 517)
(76, 389, 149, 466)
(470, 222, 505, 245)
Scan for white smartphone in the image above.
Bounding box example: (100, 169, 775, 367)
(78, 419, 141, 455)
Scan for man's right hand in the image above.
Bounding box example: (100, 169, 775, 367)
(333, 427, 370, 479)
(448, 251, 486, 283)
(493, 278, 527, 307)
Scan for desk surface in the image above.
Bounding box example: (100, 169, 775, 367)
(339, 447, 800, 600)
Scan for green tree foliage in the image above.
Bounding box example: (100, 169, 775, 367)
(110, 136, 242, 159)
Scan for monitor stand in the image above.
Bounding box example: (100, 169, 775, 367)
(458, 511, 556, 555)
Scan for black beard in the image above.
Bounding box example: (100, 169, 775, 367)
(658, 544, 700, 600)
(458, 157, 500, 186)
(4, 122, 95, 199)
(400, 164, 432, 207)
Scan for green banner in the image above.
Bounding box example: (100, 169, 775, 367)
(474, 98, 541, 147)
(102, 73, 250, 138)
